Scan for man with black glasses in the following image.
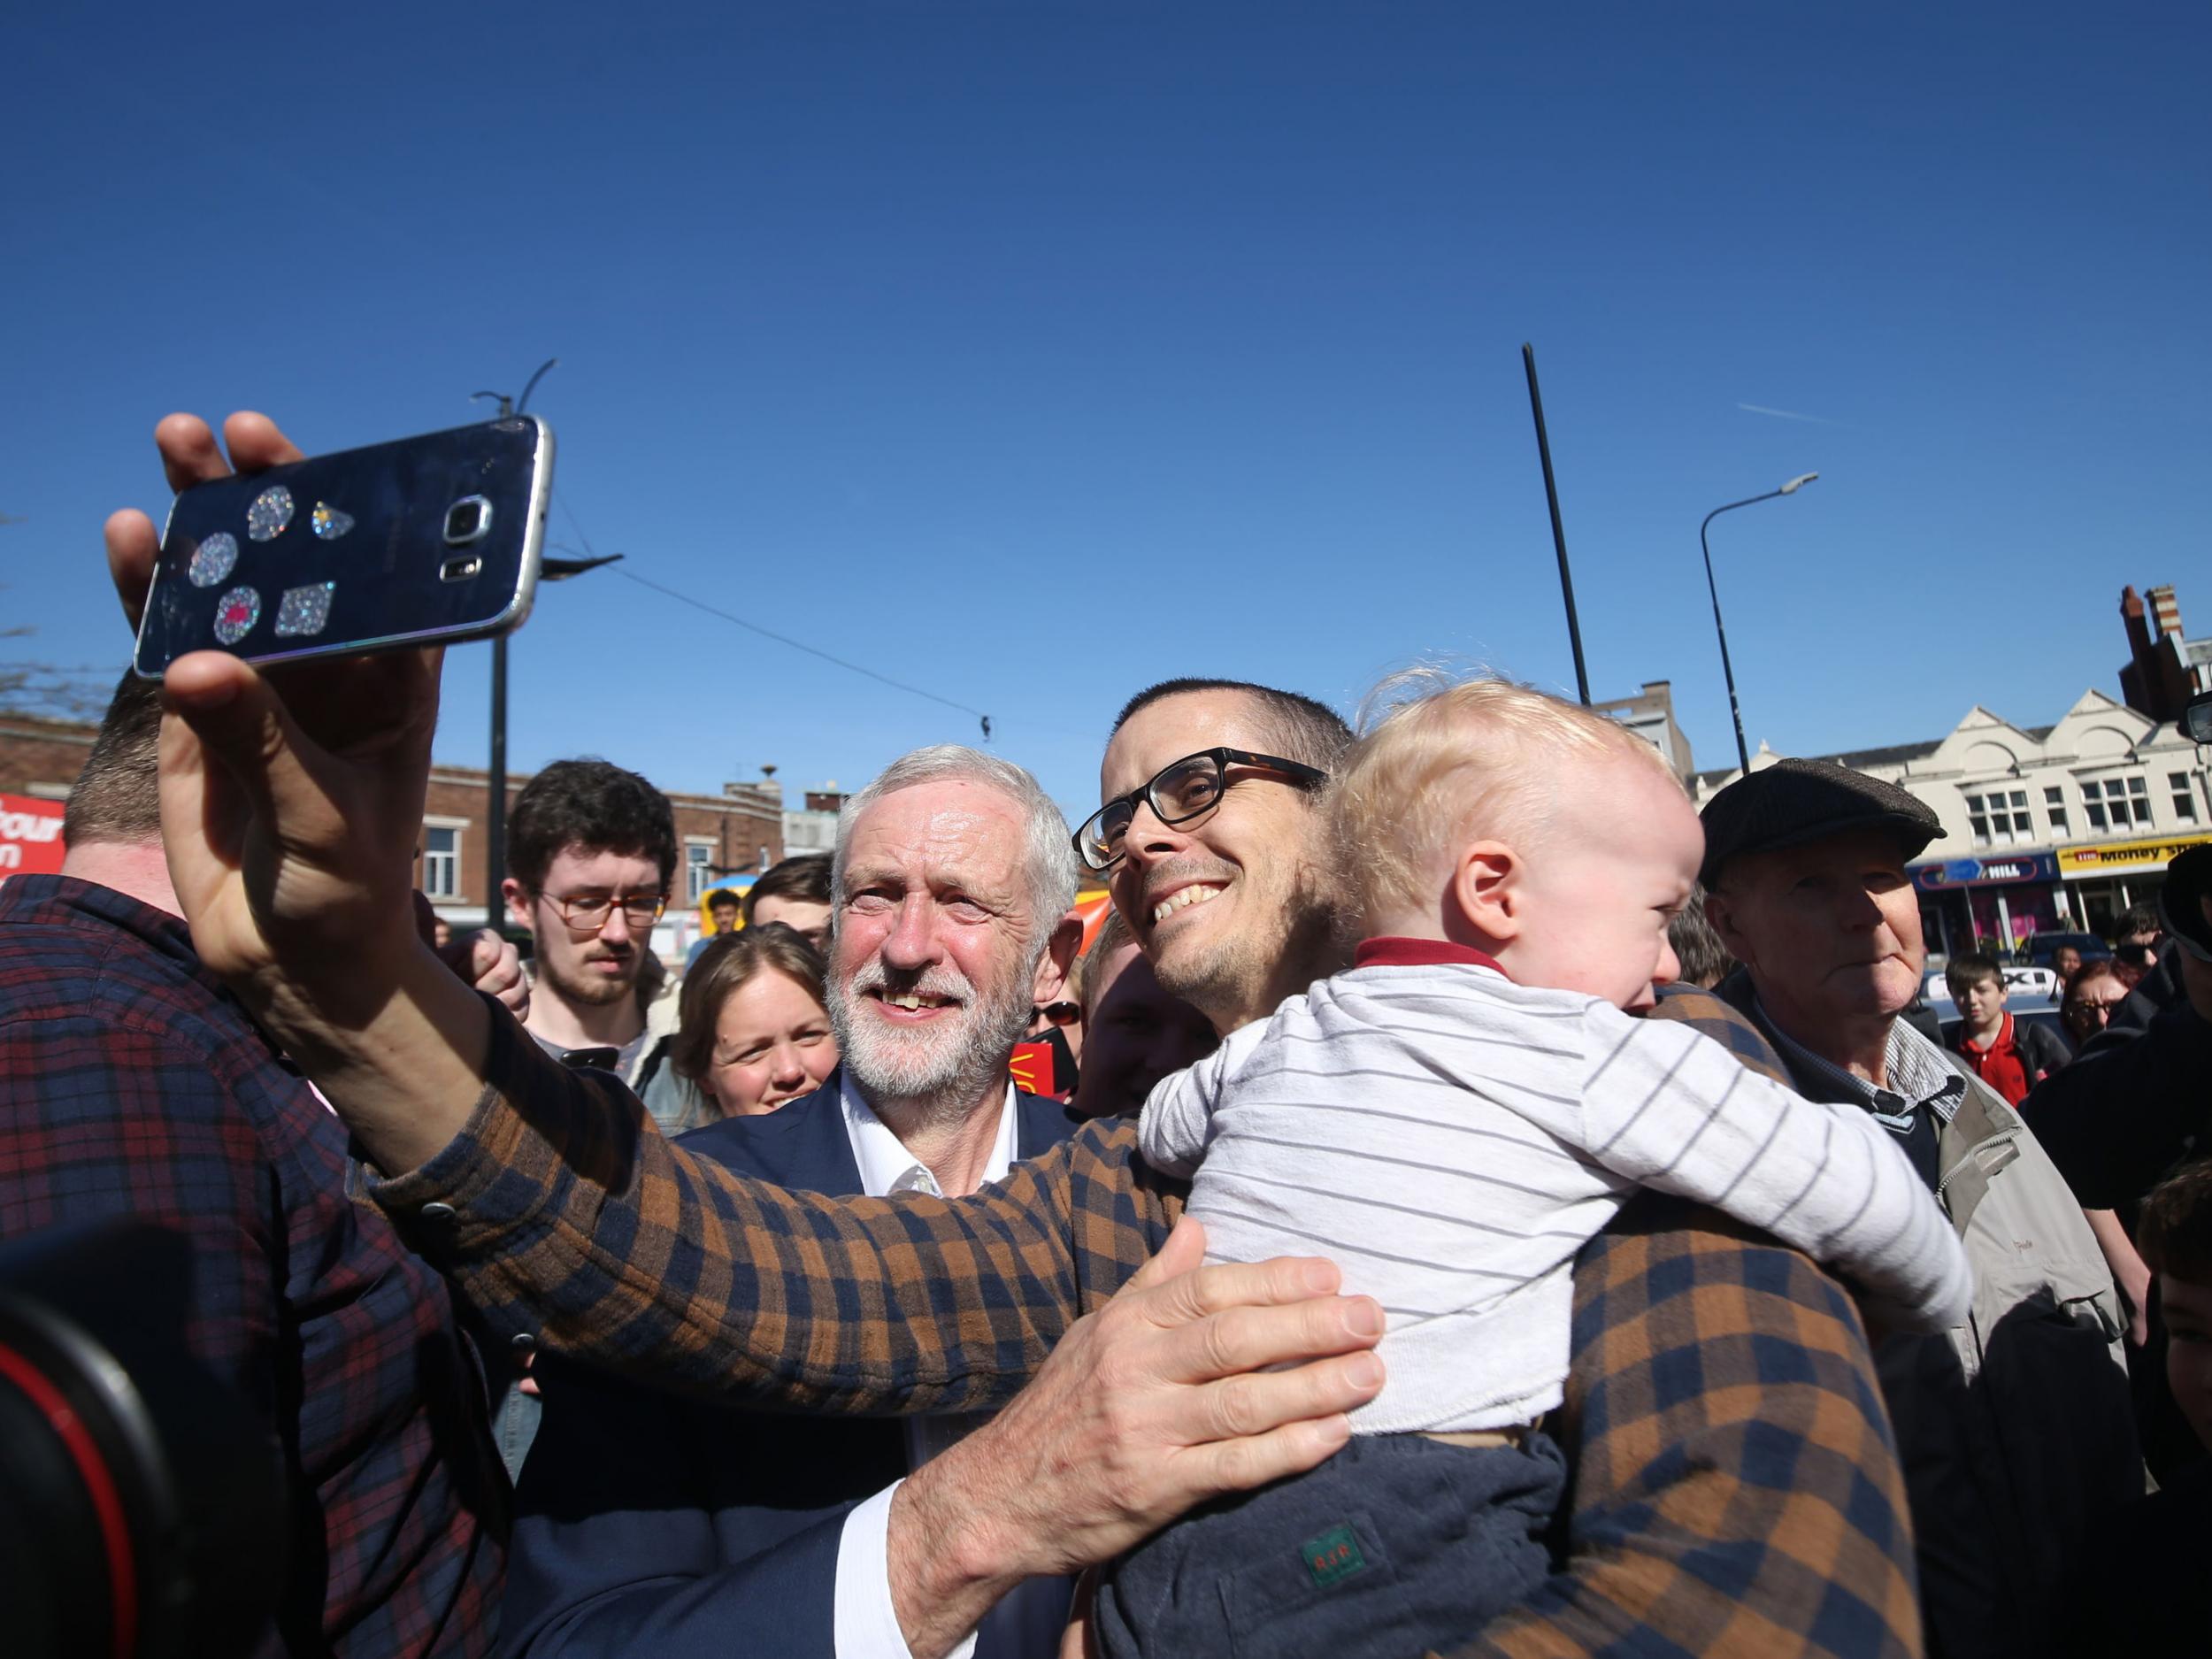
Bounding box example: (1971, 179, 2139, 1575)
(502, 758, 683, 1113)
(128, 411, 1928, 1656)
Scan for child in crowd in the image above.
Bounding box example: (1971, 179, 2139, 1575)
(1098, 676, 1972, 1659)
(1944, 949, 2069, 1104)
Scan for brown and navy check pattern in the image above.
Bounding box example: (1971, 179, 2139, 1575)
(0, 877, 505, 1659)
(380, 982, 1918, 1656)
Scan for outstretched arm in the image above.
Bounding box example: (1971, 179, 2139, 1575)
(1574, 1002, 1972, 1333)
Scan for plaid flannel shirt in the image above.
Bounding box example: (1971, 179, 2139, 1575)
(378, 981, 1919, 1658)
(0, 877, 505, 1659)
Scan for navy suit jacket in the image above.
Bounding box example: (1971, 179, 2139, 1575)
(500, 1076, 1083, 1659)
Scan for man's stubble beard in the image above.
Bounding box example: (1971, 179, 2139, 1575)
(541, 948, 641, 1011)
(827, 956, 1035, 1126)
(1153, 864, 1345, 1034)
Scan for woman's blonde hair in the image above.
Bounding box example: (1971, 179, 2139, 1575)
(1329, 670, 1679, 927)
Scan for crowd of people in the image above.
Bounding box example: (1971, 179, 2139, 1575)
(3, 408, 2210, 1659)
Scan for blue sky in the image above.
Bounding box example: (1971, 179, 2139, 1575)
(4, 3, 2206, 826)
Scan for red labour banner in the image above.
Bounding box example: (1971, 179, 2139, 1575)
(0, 793, 66, 889)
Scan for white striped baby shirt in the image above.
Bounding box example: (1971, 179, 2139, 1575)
(1138, 941, 1973, 1434)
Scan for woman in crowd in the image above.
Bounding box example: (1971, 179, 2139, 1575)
(2062, 957, 2133, 1052)
(646, 923, 840, 1129)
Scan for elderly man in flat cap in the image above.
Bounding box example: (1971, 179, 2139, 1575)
(1701, 757, 2141, 1659)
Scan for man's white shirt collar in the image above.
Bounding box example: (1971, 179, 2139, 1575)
(837, 1070, 1022, 1199)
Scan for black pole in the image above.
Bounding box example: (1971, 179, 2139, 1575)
(1698, 488, 1786, 776)
(1521, 344, 1591, 705)
(486, 634, 508, 930)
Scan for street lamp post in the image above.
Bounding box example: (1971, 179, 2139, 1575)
(465, 361, 625, 931)
(1699, 472, 1818, 775)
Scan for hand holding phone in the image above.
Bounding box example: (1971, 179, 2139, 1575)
(133, 417, 554, 676)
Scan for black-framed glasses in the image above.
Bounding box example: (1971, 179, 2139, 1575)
(538, 890, 667, 933)
(1072, 748, 1328, 872)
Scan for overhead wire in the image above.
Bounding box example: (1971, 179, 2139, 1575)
(552, 488, 1103, 746)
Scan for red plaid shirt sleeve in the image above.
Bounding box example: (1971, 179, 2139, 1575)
(0, 879, 503, 1658)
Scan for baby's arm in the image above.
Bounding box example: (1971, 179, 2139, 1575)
(1574, 1006, 1973, 1333)
(1136, 1021, 1263, 1178)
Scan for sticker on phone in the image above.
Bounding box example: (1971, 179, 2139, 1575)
(312, 503, 354, 540)
(187, 532, 239, 588)
(247, 485, 295, 542)
(212, 586, 262, 645)
(274, 582, 335, 638)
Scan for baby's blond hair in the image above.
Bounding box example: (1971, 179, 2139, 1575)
(1329, 671, 1682, 928)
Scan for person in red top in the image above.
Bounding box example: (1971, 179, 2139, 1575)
(1945, 950, 2069, 1103)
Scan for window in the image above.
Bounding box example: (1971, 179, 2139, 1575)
(422, 826, 459, 899)
(2175, 772, 2200, 824)
(2043, 786, 2070, 839)
(1964, 788, 2033, 848)
(686, 841, 713, 904)
(2081, 775, 2151, 833)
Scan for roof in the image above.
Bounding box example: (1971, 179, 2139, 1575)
(1692, 735, 1940, 795)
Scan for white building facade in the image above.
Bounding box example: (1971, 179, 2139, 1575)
(1692, 688, 2212, 956)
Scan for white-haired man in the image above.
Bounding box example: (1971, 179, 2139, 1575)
(504, 746, 1098, 1659)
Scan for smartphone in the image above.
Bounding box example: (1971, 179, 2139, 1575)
(133, 416, 555, 677)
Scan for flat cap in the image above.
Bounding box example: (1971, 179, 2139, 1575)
(1699, 757, 1941, 889)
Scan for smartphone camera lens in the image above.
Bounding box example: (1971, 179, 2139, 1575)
(443, 495, 494, 547)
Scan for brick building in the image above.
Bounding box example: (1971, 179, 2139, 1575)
(417, 763, 785, 927)
(0, 710, 785, 933)
(0, 710, 97, 803)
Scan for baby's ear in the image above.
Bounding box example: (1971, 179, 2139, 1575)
(1450, 841, 1521, 943)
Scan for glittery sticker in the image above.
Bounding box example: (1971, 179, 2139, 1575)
(187, 531, 238, 588)
(312, 502, 354, 540)
(274, 581, 335, 638)
(246, 485, 295, 542)
(212, 586, 262, 646)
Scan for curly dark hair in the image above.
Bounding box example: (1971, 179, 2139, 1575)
(506, 758, 678, 893)
(671, 924, 831, 1085)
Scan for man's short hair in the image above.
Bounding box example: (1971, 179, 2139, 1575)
(703, 887, 741, 912)
(1111, 679, 1354, 775)
(832, 748, 1079, 967)
(2116, 902, 2161, 942)
(743, 854, 832, 925)
(2138, 1159, 2212, 1285)
(62, 673, 165, 849)
(1944, 951, 2005, 1004)
(1082, 906, 1137, 1023)
(506, 759, 679, 894)
(1669, 887, 1736, 988)
(1331, 672, 1674, 926)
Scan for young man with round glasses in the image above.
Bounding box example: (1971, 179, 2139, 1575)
(502, 757, 683, 1117)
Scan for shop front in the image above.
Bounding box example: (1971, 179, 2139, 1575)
(2058, 829, 2212, 934)
(1910, 851, 2062, 959)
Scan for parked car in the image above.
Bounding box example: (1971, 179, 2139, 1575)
(2015, 931, 2112, 972)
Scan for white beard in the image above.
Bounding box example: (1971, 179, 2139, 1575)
(827, 956, 1031, 1116)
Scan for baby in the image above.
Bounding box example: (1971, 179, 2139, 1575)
(1095, 677, 1971, 1659)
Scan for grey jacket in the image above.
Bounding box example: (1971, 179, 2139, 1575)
(1729, 990, 2141, 1659)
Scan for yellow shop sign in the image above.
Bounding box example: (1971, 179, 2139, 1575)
(2057, 830, 2212, 875)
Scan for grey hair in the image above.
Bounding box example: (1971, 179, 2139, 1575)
(833, 745, 1080, 964)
